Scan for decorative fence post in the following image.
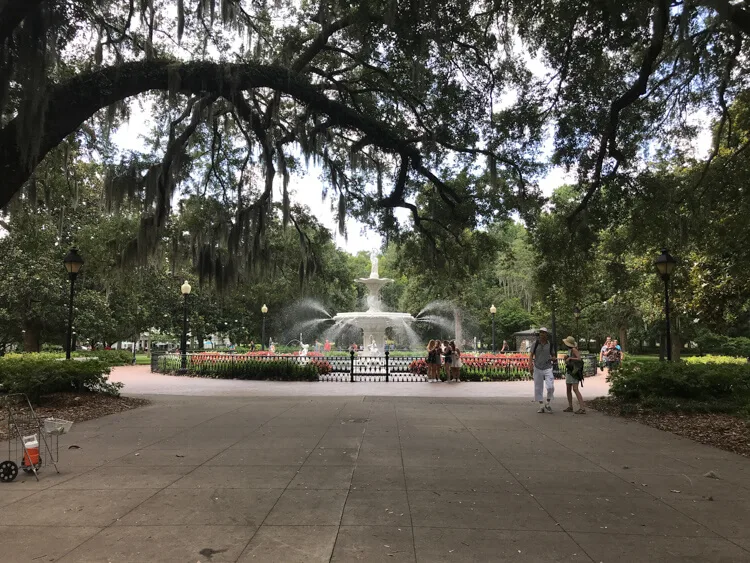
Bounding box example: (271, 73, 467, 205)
(350, 350, 355, 383)
(231, 354, 235, 378)
(385, 350, 390, 382)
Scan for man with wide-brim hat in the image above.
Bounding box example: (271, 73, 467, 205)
(529, 327, 555, 412)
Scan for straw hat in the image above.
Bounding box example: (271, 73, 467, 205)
(563, 336, 577, 348)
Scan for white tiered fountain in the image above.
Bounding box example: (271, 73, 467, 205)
(332, 252, 414, 355)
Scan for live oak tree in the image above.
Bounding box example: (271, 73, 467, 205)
(4, 0, 750, 301)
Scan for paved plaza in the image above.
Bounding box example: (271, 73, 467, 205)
(2, 373, 749, 562)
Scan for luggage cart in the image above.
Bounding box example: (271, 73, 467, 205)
(1, 393, 70, 483)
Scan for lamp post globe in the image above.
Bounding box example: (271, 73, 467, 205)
(63, 248, 84, 360)
(180, 280, 191, 370)
(654, 249, 677, 361)
(261, 304, 268, 351)
(490, 304, 497, 353)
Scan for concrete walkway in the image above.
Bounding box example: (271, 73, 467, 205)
(2, 394, 749, 562)
(110, 365, 613, 398)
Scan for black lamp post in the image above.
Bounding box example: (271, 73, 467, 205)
(180, 280, 191, 370)
(654, 249, 677, 361)
(261, 304, 268, 351)
(573, 305, 581, 345)
(63, 248, 84, 360)
(550, 284, 558, 358)
(490, 304, 497, 353)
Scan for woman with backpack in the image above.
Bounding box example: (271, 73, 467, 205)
(563, 336, 586, 414)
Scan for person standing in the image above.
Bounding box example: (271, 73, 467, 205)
(599, 336, 611, 373)
(426, 340, 438, 382)
(562, 336, 586, 414)
(529, 327, 555, 413)
(606, 340, 622, 372)
(500, 340, 509, 353)
(442, 340, 453, 381)
(449, 341, 462, 382)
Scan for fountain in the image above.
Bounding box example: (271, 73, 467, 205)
(332, 252, 415, 355)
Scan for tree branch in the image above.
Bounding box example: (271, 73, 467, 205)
(568, 0, 670, 223)
(0, 59, 437, 209)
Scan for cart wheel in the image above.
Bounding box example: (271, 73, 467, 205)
(0, 460, 18, 482)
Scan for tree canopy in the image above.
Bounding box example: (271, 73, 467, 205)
(3, 0, 750, 284)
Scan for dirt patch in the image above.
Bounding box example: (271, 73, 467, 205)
(0, 393, 149, 441)
(590, 398, 750, 457)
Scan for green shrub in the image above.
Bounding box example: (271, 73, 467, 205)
(695, 332, 750, 358)
(0, 354, 121, 403)
(608, 360, 750, 403)
(73, 350, 134, 366)
(685, 355, 748, 365)
(158, 355, 319, 381)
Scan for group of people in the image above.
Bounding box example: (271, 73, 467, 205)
(425, 340, 462, 382)
(314, 339, 333, 352)
(600, 336, 623, 372)
(528, 327, 586, 414)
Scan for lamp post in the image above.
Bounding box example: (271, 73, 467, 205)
(550, 284, 558, 358)
(573, 305, 581, 345)
(261, 304, 268, 351)
(180, 280, 191, 370)
(490, 304, 497, 353)
(63, 248, 84, 360)
(654, 249, 677, 361)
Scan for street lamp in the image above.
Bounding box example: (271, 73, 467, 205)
(490, 304, 497, 353)
(573, 305, 581, 344)
(550, 284, 558, 358)
(63, 248, 84, 360)
(654, 248, 677, 361)
(180, 280, 191, 370)
(261, 304, 268, 351)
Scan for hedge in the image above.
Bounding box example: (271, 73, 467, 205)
(608, 360, 750, 404)
(0, 354, 121, 403)
(73, 350, 134, 366)
(158, 354, 320, 381)
(695, 333, 750, 358)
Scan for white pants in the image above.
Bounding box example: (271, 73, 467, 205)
(533, 367, 555, 402)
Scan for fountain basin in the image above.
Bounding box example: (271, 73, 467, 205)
(332, 311, 415, 354)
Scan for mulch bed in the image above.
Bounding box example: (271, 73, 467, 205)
(590, 398, 750, 457)
(0, 393, 149, 442)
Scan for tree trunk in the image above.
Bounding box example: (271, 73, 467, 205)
(671, 333, 683, 362)
(618, 324, 628, 352)
(23, 327, 40, 352)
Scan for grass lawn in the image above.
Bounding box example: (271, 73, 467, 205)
(135, 354, 151, 365)
(625, 354, 661, 363)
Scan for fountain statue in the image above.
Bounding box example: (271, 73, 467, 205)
(300, 343, 309, 357)
(369, 251, 379, 279)
(332, 252, 414, 355)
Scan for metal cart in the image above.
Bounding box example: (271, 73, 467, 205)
(1, 393, 70, 483)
